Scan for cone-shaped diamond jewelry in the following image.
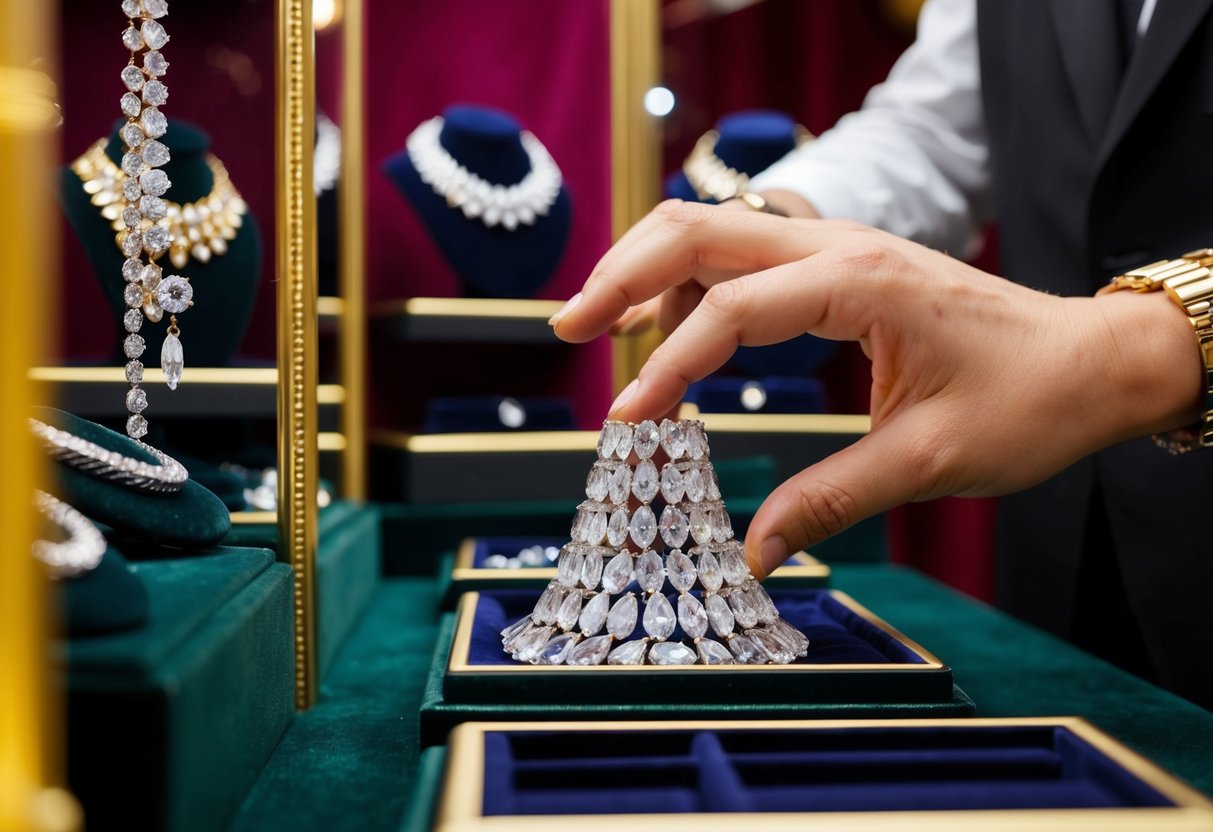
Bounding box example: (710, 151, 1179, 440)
(502, 419, 810, 666)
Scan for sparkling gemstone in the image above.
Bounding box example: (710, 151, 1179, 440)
(532, 584, 564, 624)
(705, 593, 735, 636)
(143, 224, 171, 254)
(124, 282, 144, 307)
(685, 468, 706, 502)
(596, 422, 619, 459)
(727, 633, 762, 664)
(142, 80, 168, 106)
(659, 506, 689, 549)
(556, 592, 582, 631)
(696, 552, 723, 592)
(748, 628, 794, 664)
(632, 459, 659, 503)
(121, 65, 144, 92)
(677, 593, 708, 638)
(636, 549, 665, 593)
(570, 509, 589, 543)
(125, 360, 144, 385)
(689, 507, 712, 546)
(585, 466, 609, 501)
(586, 510, 608, 545)
(660, 465, 685, 504)
(155, 275, 191, 312)
(660, 419, 687, 459)
(607, 638, 647, 665)
(140, 194, 166, 220)
(143, 50, 168, 77)
(125, 387, 148, 413)
(122, 206, 142, 228)
(120, 123, 145, 148)
(122, 257, 143, 282)
(123, 309, 143, 333)
(633, 420, 660, 458)
(747, 584, 779, 624)
(143, 0, 168, 18)
(501, 616, 532, 643)
(606, 509, 629, 547)
(121, 151, 145, 177)
(140, 106, 167, 139)
(581, 551, 603, 589)
(607, 465, 631, 504)
(770, 619, 810, 657)
(140, 168, 170, 195)
(140, 262, 161, 289)
(141, 139, 170, 167)
(120, 92, 142, 118)
(578, 592, 610, 635)
(685, 421, 707, 459)
(706, 470, 722, 500)
(567, 634, 612, 666)
(719, 543, 749, 586)
(643, 593, 677, 640)
(606, 594, 638, 639)
(712, 507, 734, 543)
(122, 178, 143, 201)
(649, 642, 696, 665)
(728, 589, 759, 629)
(697, 639, 735, 665)
(556, 549, 584, 587)
(512, 626, 556, 662)
(601, 552, 634, 594)
(160, 333, 183, 389)
(629, 505, 657, 548)
(535, 632, 576, 665)
(126, 414, 148, 439)
(141, 19, 170, 50)
(666, 549, 696, 593)
(614, 424, 634, 460)
(120, 0, 141, 19)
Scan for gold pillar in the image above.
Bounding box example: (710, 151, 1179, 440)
(338, 0, 367, 500)
(609, 0, 663, 391)
(276, 0, 319, 710)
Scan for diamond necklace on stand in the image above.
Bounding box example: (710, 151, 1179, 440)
(113, 0, 193, 440)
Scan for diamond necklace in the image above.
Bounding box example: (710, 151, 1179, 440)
(73, 138, 247, 271)
(405, 115, 562, 231)
(107, 0, 193, 440)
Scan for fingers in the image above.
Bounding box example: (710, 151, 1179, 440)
(555, 201, 844, 343)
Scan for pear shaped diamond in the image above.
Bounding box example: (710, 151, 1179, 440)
(585, 466, 609, 501)
(649, 642, 696, 665)
(659, 506, 689, 549)
(629, 505, 658, 548)
(705, 593, 735, 637)
(697, 552, 723, 592)
(607, 638, 648, 665)
(666, 550, 696, 593)
(633, 420, 660, 458)
(602, 552, 634, 594)
(535, 633, 576, 665)
(606, 594, 638, 639)
(685, 468, 706, 502)
(636, 549, 665, 593)
(568, 634, 612, 666)
(728, 589, 759, 629)
(578, 592, 610, 635)
(556, 591, 583, 631)
(660, 418, 687, 459)
(748, 628, 794, 664)
(532, 584, 565, 625)
(581, 551, 604, 589)
(685, 421, 707, 459)
(689, 507, 712, 546)
(556, 549, 584, 587)
(586, 511, 608, 545)
(632, 459, 659, 503)
(697, 639, 735, 665)
(608, 465, 632, 504)
(727, 633, 762, 664)
(719, 542, 749, 586)
(677, 593, 708, 638)
(643, 593, 677, 640)
(660, 464, 685, 504)
(606, 509, 629, 547)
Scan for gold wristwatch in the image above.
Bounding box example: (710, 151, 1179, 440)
(1097, 248, 1213, 453)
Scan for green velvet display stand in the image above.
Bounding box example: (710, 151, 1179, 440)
(61, 545, 149, 635)
(59, 120, 261, 365)
(65, 548, 294, 832)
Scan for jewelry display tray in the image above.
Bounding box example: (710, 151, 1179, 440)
(436, 536, 830, 608)
(417, 589, 974, 746)
(407, 718, 1213, 831)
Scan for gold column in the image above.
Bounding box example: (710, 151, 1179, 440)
(0, 3, 81, 829)
(276, 0, 319, 709)
(338, 0, 367, 500)
(609, 0, 663, 391)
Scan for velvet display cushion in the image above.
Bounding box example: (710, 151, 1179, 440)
(59, 545, 149, 636)
(36, 407, 231, 548)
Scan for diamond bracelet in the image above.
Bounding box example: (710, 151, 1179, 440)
(31, 417, 188, 493)
(33, 491, 107, 579)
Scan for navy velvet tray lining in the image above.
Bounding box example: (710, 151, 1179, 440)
(469, 589, 923, 666)
(480, 727, 1172, 815)
(472, 538, 565, 568)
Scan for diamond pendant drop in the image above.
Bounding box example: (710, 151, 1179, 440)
(161, 331, 183, 390)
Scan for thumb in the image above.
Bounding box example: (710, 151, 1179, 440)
(743, 421, 930, 579)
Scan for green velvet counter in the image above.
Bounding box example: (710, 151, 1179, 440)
(65, 548, 295, 832)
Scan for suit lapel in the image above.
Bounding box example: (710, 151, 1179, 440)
(1097, 0, 1213, 168)
(1048, 0, 1123, 147)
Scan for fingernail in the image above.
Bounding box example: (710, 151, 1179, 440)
(759, 535, 789, 577)
(548, 292, 582, 327)
(609, 379, 639, 416)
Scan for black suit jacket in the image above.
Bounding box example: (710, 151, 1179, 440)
(976, 0, 1213, 707)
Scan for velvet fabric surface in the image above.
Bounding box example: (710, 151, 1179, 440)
(60, 545, 149, 635)
(317, 503, 383, 680)
(478, 724, 1171, 815)
(37, 407, 231, 547)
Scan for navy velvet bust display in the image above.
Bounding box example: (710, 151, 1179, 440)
(59, 120, 262, 365)
(383, 105, 572, 299)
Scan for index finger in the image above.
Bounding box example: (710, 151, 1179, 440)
(553, 201, 843, 343)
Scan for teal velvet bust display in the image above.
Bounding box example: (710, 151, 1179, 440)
(58, 119, 261, 365)
(61, 546, 149, 635)
(36, 407, 231, 548)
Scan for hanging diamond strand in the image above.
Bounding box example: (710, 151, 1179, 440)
(117, 0, 192, 439)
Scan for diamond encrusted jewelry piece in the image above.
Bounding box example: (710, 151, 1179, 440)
(503, 419, 809, 665)
(406, 115, 562, 231)
(32, 491, 106, 579)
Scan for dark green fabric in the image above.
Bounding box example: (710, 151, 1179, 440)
(318, 503, 382, 679)
(171, 450, 247, 511)
(37, 407, 231, 548)
(222, 499, 358, 552)
(66, 549, 294, 832)
(60, 545, 148, 636)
